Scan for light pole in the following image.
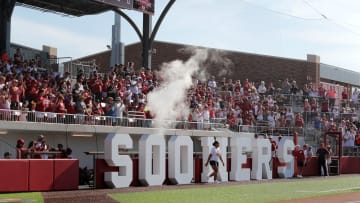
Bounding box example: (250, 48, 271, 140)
(110, 13, 125, 67)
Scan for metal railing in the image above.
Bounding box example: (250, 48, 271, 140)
(0, 109, 226, 131)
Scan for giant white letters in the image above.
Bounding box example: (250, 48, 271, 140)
(201, 137, 213, 183)
(104, 133, 296, 188)
(104, 134, 133, 188)
(217, 137, 228, 182)
(251, 138, 272, 180)
(168, 135, 193, 184)
(277, 138, 295, 178)
(139, 134, 166, 186)
(230, 136, 251, 181)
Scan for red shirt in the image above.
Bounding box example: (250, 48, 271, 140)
(35, 96, 46, 112)
(17, 147, 28, 159)
(318, 87, 326, 97)
(293, 149, 305, 162)
(1, 53, 9, 62)
(342, 91, 348, 100)
(271, 140, 278, 152)
(10, 86, 20, 102)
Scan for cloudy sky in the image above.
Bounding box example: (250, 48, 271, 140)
(11, 0, 360, 72)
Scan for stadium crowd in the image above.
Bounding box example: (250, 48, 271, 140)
(2, 49, 360, 153)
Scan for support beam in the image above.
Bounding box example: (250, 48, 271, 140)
(114, 0, 176, 70)
(0, 0, 16, 55)
(142, 14, 152, 69)
(150, 0, 176, 43)
(113, 8, 143, 42)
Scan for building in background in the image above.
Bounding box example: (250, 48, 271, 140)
(73, 40, 360, 90)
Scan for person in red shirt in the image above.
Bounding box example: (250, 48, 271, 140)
(293, 145, 306, 178)
(55, 95, 67, 123)
(295, 113, 304, 128)
(341, 88, 349, 108)
(9, 79, 21, 110)
(16, 138, 28, 159)
(35, 90, 47, 122)
(327, 86, 336, 109)
(355, 130, 360, 146)
(269, 136, 278, 158)
(311, 98, 318, 112)
(91, 78, 103, 101)
(1, 51, 9, 63)
(318, 83, 327, 98)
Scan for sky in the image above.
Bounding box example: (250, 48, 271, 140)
(10, 0, 360, 72)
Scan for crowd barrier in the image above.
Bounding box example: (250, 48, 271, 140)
(0, 109, 226, 130)
(0, 159, 78, 192)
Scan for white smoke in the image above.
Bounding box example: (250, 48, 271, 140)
(146, 48, 208, 132)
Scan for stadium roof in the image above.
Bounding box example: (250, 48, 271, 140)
(16, 0, 114, 16)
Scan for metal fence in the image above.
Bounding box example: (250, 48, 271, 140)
(0, 109, 226, 130)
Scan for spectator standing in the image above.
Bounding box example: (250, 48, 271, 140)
(281, 78, 291, 94)
(104, 97, 115, 125)
(9, 79, 21, 110)
(55, 95, 67, 123)
(207, 76, 217, 90)
(294, 113, 304, 128)
(318, 83, 327, 98)
(257, 81, 267, 96)
(341, 88, 349, 107)
(16, 138, 27, 159)
(316, 143, 329, 176)
(13, 48, 24, 65)
(290, 80, 298, 94)
(328, 86, 336, 110)
(35, 135, 48, 159)
(293, 145, 305, 178)
(285, 108, 294, 127)
(269, 136, 278, 159)
(114, 96, 126, 125)
(351, 88, 359, 109)
(305, 145, 313, 165)
(343, 127, 356, 156)
(205, 140, 225, 183)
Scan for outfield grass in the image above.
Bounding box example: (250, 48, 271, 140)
(0, 192, 43, 203)
(111, 176, 360, 203)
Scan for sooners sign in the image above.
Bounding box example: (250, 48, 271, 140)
(104, 134, 295, 188)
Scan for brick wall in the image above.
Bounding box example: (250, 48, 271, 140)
(126, 41, 318, 88)
(75, 41, 318, 88)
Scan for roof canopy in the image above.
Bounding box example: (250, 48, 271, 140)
(16, 0, 114, 16)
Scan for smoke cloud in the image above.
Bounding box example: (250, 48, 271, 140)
(146, 48, 208, 132)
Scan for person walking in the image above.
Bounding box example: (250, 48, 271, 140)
(205, 140, 225, 183)
(316, 143, 330, 176)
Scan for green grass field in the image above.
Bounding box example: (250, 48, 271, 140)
(111, 176, 360, 203)
(0, 192, 43, 203)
